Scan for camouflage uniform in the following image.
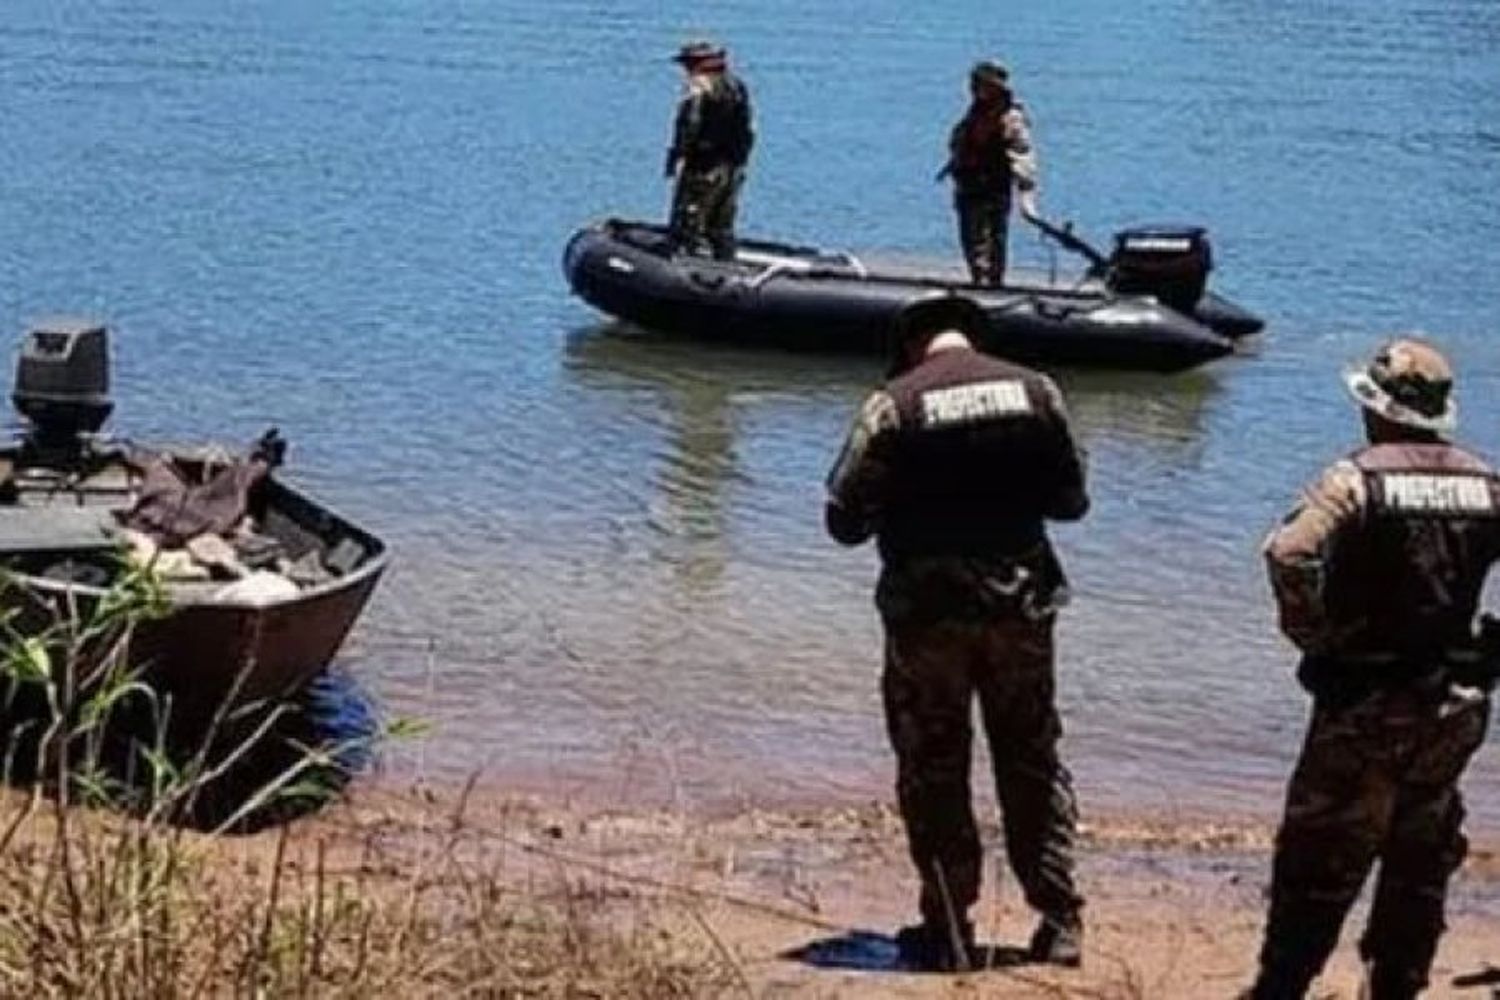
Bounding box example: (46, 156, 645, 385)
(1253, 340, 1500, 999)
(666, 60, 753, 261)
(946, 86, 1037, 288)
(826, 338, 1088, 955)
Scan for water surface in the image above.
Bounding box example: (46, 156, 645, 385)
(2, 0, 1499, 823)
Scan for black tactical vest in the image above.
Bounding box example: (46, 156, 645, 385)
(683, 73, 754, 169)
(1324, 442, 1500, 658)
(875, 347, 1082, 563)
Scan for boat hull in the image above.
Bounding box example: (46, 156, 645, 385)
(564, 219, 1261, 373)
(0, 450, 387, 743)
(129, 555, 385, 729)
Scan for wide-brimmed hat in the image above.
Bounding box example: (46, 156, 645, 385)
(1342, 337, 1456, 435)
(672, 40, 726, 65)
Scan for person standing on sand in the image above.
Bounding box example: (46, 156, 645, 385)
(663, 39, 754, 261)
(823, 295, 1088, 972)
(1249, 339, 1500, 1000)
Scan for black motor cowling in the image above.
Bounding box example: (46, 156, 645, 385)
(13, 319, 113, 441)
(1107, 227, 1213, 314)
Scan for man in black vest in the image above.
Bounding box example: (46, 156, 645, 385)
(1250, 339, 1500, 999)
(664, 40, 754, 260)
(939, 61, 1040, 288)
(824, 296, 1088, 971)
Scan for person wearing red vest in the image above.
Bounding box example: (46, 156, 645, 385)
(1249, 339, 1500, 999)
(939, 61, 1039, 288)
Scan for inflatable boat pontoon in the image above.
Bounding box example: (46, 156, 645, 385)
(563, 218, 1263, 373)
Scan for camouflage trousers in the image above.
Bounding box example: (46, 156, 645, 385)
(955, 192, 1012, 288)
(1256, 686, 1490, 997)
(880, 608, 1084, 931)
(670, 163, 743, 260)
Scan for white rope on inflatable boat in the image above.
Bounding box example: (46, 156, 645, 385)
(744, 259, 805, 291)
(833, 252, 869, 279)
(738, 248, 868, 290)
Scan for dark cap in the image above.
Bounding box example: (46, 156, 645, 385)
(672, 39, 727, 65)
(969, 60, 1010, 88)
(886, 295, 990, 377)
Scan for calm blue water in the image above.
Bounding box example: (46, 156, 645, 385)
(2, 0, 1499, 825)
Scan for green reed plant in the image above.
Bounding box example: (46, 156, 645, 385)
(0, 563, 735, 998)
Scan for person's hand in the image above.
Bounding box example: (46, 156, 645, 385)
(1018, 188, 1040, 222)
(251, 427, 287, 468)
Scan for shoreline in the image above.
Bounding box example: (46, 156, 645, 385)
(7, 753, 1493, 996)
(315, 778, 1500, 997)
(362, 765, 1500, 873)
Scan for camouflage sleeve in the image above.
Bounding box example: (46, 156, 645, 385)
(733, 81, 755, 165)
(824, 390, 901, 546)
(1263, 460, 1368, 653)
(1004, 107, 1038, 191)
(947, 118, 965, 158)
(670, 88, 703, 164)
(1037, 376, 1089, 521)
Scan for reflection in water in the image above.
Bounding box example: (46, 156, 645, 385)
(9, 0, 1497, 821)
(557, 322, 1247, 813)
(563, 322, 879, 398)
(1056, 367, 1223, 461)
(561, 322, 1229, 621)
(565, 321, 1225, 478)
(564, 324, 878, 602)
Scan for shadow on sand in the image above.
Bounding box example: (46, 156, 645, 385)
(782, 929, 1032, 974)
(1449, 963, 1500, 993)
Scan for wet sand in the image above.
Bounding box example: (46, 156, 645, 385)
(319, 779, 1500, 998)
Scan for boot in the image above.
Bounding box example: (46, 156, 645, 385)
(1028, 912, 1083, 967)
(1364, 962, 1422, 1000)
(1242, 964, 1316, 999)
(894, 920, 975, 972)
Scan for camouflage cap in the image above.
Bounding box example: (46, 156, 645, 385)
(970, 60, 1010, 88)
(672, 39, 726, 65)
(1343, 337, 1456, 436)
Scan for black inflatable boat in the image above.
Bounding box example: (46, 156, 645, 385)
(563, 218, 1264, 373)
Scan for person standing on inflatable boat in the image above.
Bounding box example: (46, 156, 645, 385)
(664, 40, 754, 261)
(939, 61, 1039, 288)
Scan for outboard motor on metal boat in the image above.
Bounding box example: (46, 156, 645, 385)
(12, 319, 113, 458)
(1107, 227, 1213, 314)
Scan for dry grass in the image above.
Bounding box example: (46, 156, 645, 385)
(0, 567, 740, 999)
(0, 785, 742, 998)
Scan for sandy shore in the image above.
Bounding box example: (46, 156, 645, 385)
(297, 782, 1500, 998)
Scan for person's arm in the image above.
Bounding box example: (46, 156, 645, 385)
(1005, 107, 1040, 219)
(1263, 460, 1367, 653)
(666, 88, 703, 178)
(1037, 376, 1089, 521)
(734, 81, 755, 166)
(824, 390, 900, 545)
(937, 117, 965, 182)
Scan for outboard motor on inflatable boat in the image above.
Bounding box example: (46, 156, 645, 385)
(1107, 227, 1212, 314)
(12, 319, 113, 451)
